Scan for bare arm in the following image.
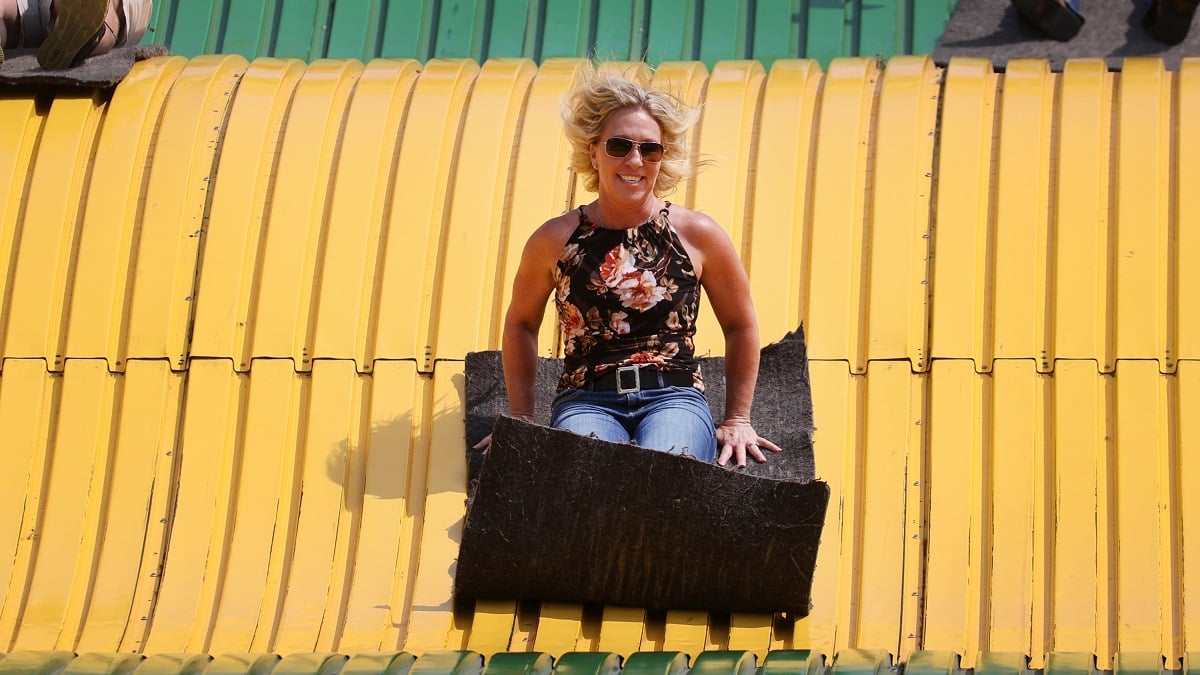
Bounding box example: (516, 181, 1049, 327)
(474, 218, 567, 449)
(686, 214, 782, 467)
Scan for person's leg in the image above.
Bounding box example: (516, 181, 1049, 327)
(631, 387, 717, 463)
(36, 0, 105, 69)
(1144, 0, 1200, 44)
(1010, 0, 1085, 41)
(1, 0, 18, 63)
(550, 389, 633, 444)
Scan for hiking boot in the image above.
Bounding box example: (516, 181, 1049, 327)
(1144, 0, 1200, 44)
(36, 0, 107, 69)
(1011, 0, 1086, 40)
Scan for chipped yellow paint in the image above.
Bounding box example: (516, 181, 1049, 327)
(432, 58, 539, 360)
(62, 56, 189, 370)
(805, 58, 879, 372)
(991, 61, 1054, 369)
(863, 56, 938, 372)
(243, 60, 366, 369)
(1, 93, 105, 368)
(929, 58, 999, 370)
(189, 58, 311, 367)
(744, 59, 821, 350)
(124, 55, 249, 368)
(497, 59, 587, 359)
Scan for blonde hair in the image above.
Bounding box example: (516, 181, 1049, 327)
(562, 68, 700, 197)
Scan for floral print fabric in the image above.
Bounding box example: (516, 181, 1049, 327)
(554, 204, 703, 392)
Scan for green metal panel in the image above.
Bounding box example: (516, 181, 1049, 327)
(698, 0, 750, 65)
(1113, 653, 1161, 675)
(481, 653, 553, 675)
(593, 0, 637, 61)
(63, 654, 144, 675)
(434, 0, 489, 59)
(804, 0, 849, 66)
(830, 651, 892, 675)
(271, 0, 325, 59)
(326, 0, 386, 59)
(489, 0, 535, 58)
(620, 652, 688, 675)
(201, 654, 281, 675)
(381, 0, 438, 59)
(859, 0, 903, 59)
(132, 654, 212, 675)
(974, 653, 1029, 675)
(752, 0, 802, 66)
(645, 0, 697, 63)
(409, 651, 484, 675)
(689, 651, 757, 675)
(271, 654, 349, 675)
(550, 653, 621, 675)
(912, 0, 956, 54)
(904, 652, 960, 675)
(0, 652, 77, 675)
(341, 653, 417, 675)
(139, 0, 956, 65)
(761, 651, 820, 675)
(538, 0, 592, 59)
(218, 0, 277, 60)
(156, 0, 222, 56)
(1044, 653, 1093, 675)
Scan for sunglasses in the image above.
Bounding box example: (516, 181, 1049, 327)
(602, 136, 665, 162)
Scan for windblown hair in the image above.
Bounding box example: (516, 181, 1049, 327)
(562, 68, 701, 197)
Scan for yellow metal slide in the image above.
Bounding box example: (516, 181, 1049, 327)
(0, 55, 1196, 673)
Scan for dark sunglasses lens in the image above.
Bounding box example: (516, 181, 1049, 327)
(640, 142, 664, 162)
(605, 137, 634, 157)
(604, 137, 664, 162)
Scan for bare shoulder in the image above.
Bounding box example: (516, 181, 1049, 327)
(664, 205, 735, 275)
(525, 209, 582, 259)
(665, 204, 730, 247)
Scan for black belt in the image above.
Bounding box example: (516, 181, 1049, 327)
(585, 365, 694, 393)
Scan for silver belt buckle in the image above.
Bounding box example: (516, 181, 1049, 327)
(615, 365, 641, 393)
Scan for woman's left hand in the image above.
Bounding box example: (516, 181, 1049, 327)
(715, 420, 782, 468)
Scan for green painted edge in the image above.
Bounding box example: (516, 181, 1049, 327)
(483, 652, 553, 675)
(487, 0, 534, 59)
(63, 653, 145, 675)
(621, 651, 688, 675)
(975, 652, 1030, 675)
(645, 0, 695, 63)
(551, 652, 621, 675)
(0, 652, 83, 675)
(858, 0, 903, 59)
(342, 652, 417, 675)
(690, 650, 757, 675)
(409, 651, 485, 675)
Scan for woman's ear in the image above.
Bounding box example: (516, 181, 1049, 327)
(589, 142, 598, 169)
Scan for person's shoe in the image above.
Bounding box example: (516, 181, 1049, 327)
(1144, 0, 1200, 44)
(36, 0, 108, 70)
(1011, 0, 1086, 40)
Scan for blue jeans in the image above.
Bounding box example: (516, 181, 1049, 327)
(549, 386, 718, 463)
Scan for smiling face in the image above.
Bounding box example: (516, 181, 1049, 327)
(589, 106, 664, 207)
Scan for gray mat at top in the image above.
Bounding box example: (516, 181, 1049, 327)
(456, 416, 830, 614)
(464, 326, 814, 482)
(0, 45, 167, 87)
(934, 0, 1199, 70)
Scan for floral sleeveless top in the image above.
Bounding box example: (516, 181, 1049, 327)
(553, 203, 704, 392)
